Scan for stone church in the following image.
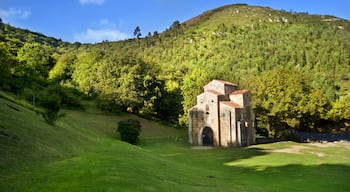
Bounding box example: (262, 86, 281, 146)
(188, 80, 255, 147)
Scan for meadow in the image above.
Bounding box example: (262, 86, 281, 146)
(0, 97, 349, 191)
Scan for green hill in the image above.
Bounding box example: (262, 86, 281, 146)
(0, 95, 183, 170)
(184, 4, 350, 30)
(0, 19, 69, 47)
(1, 93, 350, 191)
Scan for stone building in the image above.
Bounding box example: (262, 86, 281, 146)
(188, 80, 255, 147)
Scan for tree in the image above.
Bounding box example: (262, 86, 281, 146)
(169, 20, 182, 36)
(49, 50, 77, 82)
(0, 43, 14, 78)
(327, 94, 350, 122)
(72, 49, 104, 94)
(17, 42, 55, 79)
(155, 80, 183, 124)
(243, 69, 329, 138)
(134, 26, 142, 39)
(39, 85, 63, 126)
(117, 119, 141, 145)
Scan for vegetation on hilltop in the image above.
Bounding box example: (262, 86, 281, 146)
(1, 4, 350, 137)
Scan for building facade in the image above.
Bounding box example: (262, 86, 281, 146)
(188, 80, 255, 147)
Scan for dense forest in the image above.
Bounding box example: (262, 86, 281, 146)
(0, 4, 349, 138)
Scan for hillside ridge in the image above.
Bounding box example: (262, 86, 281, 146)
(183, 4, 350, 31)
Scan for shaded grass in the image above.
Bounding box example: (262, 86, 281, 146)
(1, 97, 349, 191)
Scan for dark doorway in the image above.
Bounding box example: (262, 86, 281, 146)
(241, 125, 248, 147)
(202, 127, 214, 146)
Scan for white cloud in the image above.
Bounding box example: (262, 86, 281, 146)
(78, 0, 105, 5)
(95, 19, 116, 28)
(74, 18, 130, 43)
(0, 8, 31, 20)
(74, 28, 130, 43)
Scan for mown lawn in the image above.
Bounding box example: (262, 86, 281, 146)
(0, 97, 349, 191)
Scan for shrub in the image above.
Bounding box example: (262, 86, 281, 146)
(59, 87, 84, 110)
(40, 93, 63, 125)
(117, 119, 141, 145)
(96, 96, 122, 114)
(38, 85, 65, 125)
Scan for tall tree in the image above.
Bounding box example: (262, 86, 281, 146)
(243, 69, 329, 138)
(133, 26, 142, 39)
(17, 42, 55, 79)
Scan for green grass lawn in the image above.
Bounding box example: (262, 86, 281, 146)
(1, 97, 349, 191)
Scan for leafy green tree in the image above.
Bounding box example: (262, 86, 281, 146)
(117, 119, 142, 145)
(49, 50, 77, 82)
(155, 80, 183, 123)
(72, 49, 104, 94)
(17, 43, 55, 79)
(327, 94, 350, 121)
(39, 85, 63, 125)
(0, 43, 14, 78)
(244, 69, 329, 138)
(113, 56, 162, 115)
(0, 42, 17, 90)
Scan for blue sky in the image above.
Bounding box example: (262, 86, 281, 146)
(1, 0, 349, 43)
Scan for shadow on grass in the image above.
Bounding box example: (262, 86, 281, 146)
(256, 131, 350, 144)
(225, 147, 268, 162)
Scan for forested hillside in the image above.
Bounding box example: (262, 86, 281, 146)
(1, 4, 349, 137)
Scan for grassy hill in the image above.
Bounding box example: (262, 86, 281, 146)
(0, 20, 68, 47)
(1, 96, 349, 191)
(184, 4, 350, 31)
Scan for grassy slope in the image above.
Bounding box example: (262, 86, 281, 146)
(184, 4, 350, 31)
(1, 97, 349, 191)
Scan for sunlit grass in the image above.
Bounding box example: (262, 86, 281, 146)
(1, 97, 349, 191)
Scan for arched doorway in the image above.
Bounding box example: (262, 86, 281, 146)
(202, 127, 214, 146)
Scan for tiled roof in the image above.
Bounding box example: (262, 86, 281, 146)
(204, 79, 239, 88)
(206, 90, 223, 95)
(220, 101, 243, 108)
(230, 89, 248, 95)
(214, 79, 238, 86)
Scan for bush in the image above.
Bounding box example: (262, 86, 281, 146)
(40, 93, 63, 125)
(117, 119, 141, 145)
(59, 87, 84, 110)
(38, 85, 65, 125)
(96, 96, 122, 114)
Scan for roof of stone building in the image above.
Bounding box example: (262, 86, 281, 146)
(230, 89, 249, 95)
(220, 101, 244, 108)
(206, 89, 223, 95)
(204, 79, 238, 89)
(213, 79, 238, 86)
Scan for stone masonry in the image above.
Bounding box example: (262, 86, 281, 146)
(188, 80, 255, 147)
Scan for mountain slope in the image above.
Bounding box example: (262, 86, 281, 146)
(0, 20, 68, 47)
(184, 4, 350, 31)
